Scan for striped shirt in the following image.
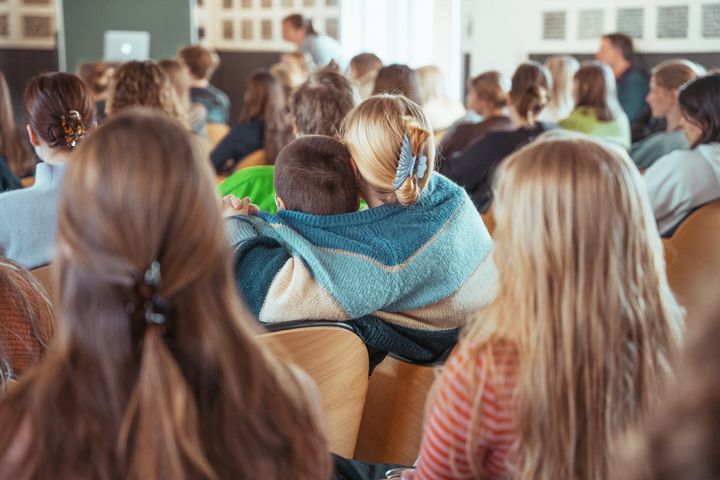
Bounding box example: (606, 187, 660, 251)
(404, 341, 518, 480)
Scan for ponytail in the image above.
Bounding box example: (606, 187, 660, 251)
(118, 326, 216, 480)
(515, 85, 548, 126)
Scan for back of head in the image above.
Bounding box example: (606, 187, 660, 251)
(350, 53, 382, 79)
(158, 58, 191, 106)
(0, 71, 33, 174)
(342, 94, 435, 206)
(372, 64, 422, 105)
(482, 131, 683, 479)
(651, 59, 705, 91)
(678, 73, 720, 146)
(415, 65, 444, 104)
(574, 60, 618, 121)
(24, 72, 94, 151)
(75, 61, 114, 98)
(291, 68, 355, 136)
(510, 61, 551, 125)
(275, 135, 358, 214)
(469, 70, 508, 109)
(603, 32, 635, 62)
(545, 55, 580, 108)
(108, 61, 186, 125)
(178, 45, 219, 81)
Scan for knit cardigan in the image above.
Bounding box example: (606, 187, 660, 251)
(227, 173, 497, 362)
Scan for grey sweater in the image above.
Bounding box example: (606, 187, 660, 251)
(0, 162, 65, 268)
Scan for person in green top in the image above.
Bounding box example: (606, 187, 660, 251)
(559, 61, 631, 149)
(631, 59, 705, 170)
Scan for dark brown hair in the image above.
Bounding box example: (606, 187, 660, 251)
(275, 135, 358, 214)
(469, 71, 508, 109)
(0, 71, 33, 176)
(372, 64, 422, 105)
(350, 53, 382, 78)
(282, 14, 318, 36)
(0, 109, 330, 479)
(239, 69, 293, 163)
(574, 61, 617, 122)
(510, 62, 551, 125)
(679, 73, 720, 147)
(291, 68, 355, 136)
(76, 61, 114, 97)
(24, 72, 94, 152)
(178, 45, 220, 81)
(603, 33, 635, 62)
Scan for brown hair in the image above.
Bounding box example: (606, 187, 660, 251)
(158, 58, 192, 109)
(291, 68, 355, 136)
(76, 61, 114, 98)
(0, 257, 54, 385)
(0, 71, 33, 176)
(574, 60, 618, 122)
(679, 73, 720, 147)
(350, 53, 382, 79)
(275, 135, 358, 214)
(0, 109, 330, 479)
(282, 14, 318, 36)
(372, 64, 422, 105)
(23, 72, 94, 151)
(107, 61, 187, 126)
(651, 59, 704, 91)
(239, 69, 293, 164)
(603, 33, 635, 62)
(510, 62, 551, 125)
(178, 45, 220, 81)
(468, 71, 508, 109)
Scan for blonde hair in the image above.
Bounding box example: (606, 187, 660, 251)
(442, 133, 684, 479)
(416, 65, 445, 105)
(545, 55, 580, 117)
(341, 94, 435, 206)
(468, 71, 508, 109)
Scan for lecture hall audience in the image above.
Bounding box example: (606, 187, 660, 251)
(0, 71, 32, 192)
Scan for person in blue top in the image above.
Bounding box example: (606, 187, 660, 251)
(282, 14, 346, 71)
(596, 33, 649, 124)
(179, 45, 230, 125)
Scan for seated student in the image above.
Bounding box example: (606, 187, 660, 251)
(0, 257, 54, 385)
(225, 94, 496, 364)
(0, 109, 330, 479)
(210, 70, 293, 174)
(440, 71, 513, 159)
(541, 55, 580, 123)
(0, 71, 33, 191)
(0, 73, 94, 269)
(372, 64, 422, 105)
(442, 62, 555, 213)
(559, 61, 631, 149)
(107, 61, 187, 126)
(178, 44, 230, 125)
(416, 65, 466, 132)
(348, 53, 383, 101)
(631, 59, 705, 170)
(76, 61, 114, 124)
(401, 134, 683, 480)
(159, 58, 208, 137)
(645, 73, 720, 237)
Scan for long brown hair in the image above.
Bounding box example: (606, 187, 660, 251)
(0, 71, 33, 176)
(440, 133, 684, 479)
(0, 109, 330, 480)
(509, 62, 551, 125)
(239, 69, 292, 163)
(574, 61, 620, 122)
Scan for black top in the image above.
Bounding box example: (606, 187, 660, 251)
(441, 122, 555, 213)
(0, 155, 21, 194)
(439, 116, 514, 160)
(210, 120, 264, 173)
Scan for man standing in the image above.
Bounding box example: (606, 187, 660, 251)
(596, 33, 648, 123)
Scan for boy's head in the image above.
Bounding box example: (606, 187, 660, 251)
(274, 135, 359, 215)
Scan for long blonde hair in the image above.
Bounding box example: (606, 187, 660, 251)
(545, 55, 580, 118)
(450, 133, 684, 479)
(341, 94, 435, 206)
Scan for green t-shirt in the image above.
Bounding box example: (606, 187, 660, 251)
(559, 107, 632, 149)
(219, 165, 278, 213)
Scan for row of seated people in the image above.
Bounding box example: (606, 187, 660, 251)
(0, 104, 716, 478)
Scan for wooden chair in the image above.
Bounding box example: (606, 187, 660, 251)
(481, 205, 495, 236)
(30, 264, 55, 304)
(259, 324, 370, 458)
(664, 200, 720, 326)
(206, 122, 230, 149)
(354, 355, 441, 465)
(21, 176, 35, 187)
(232, 149, 267, 172)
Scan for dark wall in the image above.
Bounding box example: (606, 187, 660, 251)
(529, 52, 720, 75)
(0, 48, 58, 123)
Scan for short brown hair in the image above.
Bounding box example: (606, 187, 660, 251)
(350, 53, 382, 78)
(603, 33, 634, 62)
(178, 45, 220, 80)
(372, 64, 422, 105)
(291, 69, 355, 136)
(469, 71, 508, 109)
(274, 135, 358, 215)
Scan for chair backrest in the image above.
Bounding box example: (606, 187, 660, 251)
(206, 122, 230, 149)
(259, 325, 370, 458)
(664, 200, 720, 326)
(233, 149, 267, 172)
(30, 264, 55, 305)
(21, 176, 35, 188)
(481, 205, 495, 236)
(354, 355, 440, 465)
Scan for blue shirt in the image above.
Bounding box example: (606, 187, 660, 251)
(301, 34, 345, 70)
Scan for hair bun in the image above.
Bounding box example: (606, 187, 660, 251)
(61, 110, 86, 148)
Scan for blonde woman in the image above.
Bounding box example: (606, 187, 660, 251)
(416, 65, 466, 132)
(541, 55, 580, 122)
(404, 133, 684, 479)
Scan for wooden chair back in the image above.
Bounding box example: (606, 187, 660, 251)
(206, 122, 230, 149)
(233, 149, 267, 172)
(664, 200, 720, 326)
(481, 205, 495, 236)
(354, 355, 440, 465)
(259, 325, 370, 457)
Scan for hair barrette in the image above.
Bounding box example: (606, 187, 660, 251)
(61, 110, 86, 148)
(392, 134, 427, 191)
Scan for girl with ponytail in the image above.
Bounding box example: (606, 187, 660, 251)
(0, 109, 330, 480)
(442, 61, 556, 213)
(226, 94, 496, 364)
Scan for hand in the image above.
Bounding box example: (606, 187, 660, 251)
(223, 195, 259, 217)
